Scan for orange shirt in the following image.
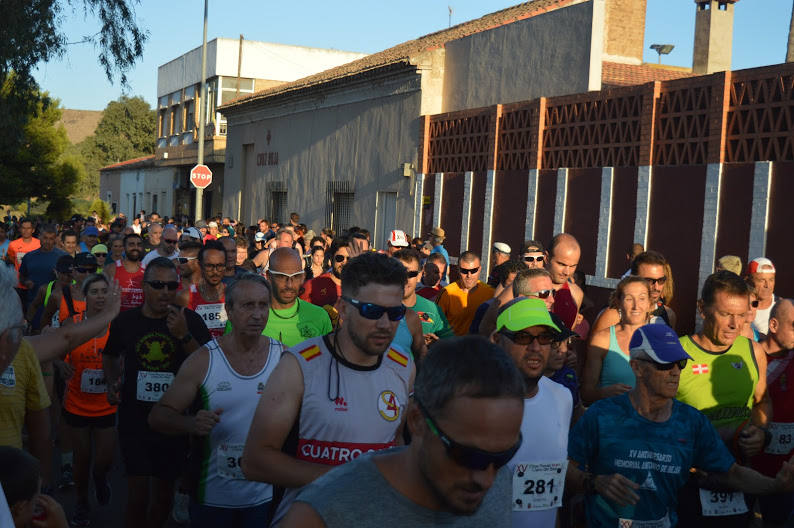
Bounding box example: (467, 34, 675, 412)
(436, 281, 495, 336)
(58, 291, 86, 323)
(63, 314, 115, 417)
(7, 238, 40, 288)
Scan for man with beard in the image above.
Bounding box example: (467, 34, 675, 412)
(279, 335, 523, 527)
(182, 241, 227, 339)
(300, 239, 350, 325)
(242, 252, 414, 524)
(175, 240, 202, 296)
(19, 224, 66, 309)
(105, 233, 146, 311)
(102, 257, 211, 528)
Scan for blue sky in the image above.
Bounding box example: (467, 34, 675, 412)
(34, 0, 793, 111)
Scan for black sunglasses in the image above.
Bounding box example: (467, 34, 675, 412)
(460, 267, 480, 275)
(164, 239, 178, 245)
(415, 397, 522, 470)
(645, 276, 667, 286)
(342, 296, 406, 321)
(528, 289, 554, 299)
(635, 358, 687, 371)
(500, 330, 555, 346)
(524, 256, 544, 262)
(407, 270, 420, 278)
(145, 280, 180, 291)
(93, 253, 107, 257)
(334, 254, 349, 263)
(75, 267, 94, 274)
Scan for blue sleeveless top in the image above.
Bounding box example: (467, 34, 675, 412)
(597, 325, 636, 388)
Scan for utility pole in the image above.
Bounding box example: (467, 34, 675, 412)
(195, 0, 209, 222)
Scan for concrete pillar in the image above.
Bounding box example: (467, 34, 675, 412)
(413, 174, 425, 239)
(634, 166, 652, 247)
(695, 163, 723, 331)
(460, 172, 474, 255)
(595, 167, 614, 279)
(481, 170, 496, 282)
(524, 169, 539, 243)
(748, 161, 772, 261)
(432, 173, 443, 228)
(553, 168, 569, 235)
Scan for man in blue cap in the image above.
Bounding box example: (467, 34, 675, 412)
(78, 226, 99, 253)
(567, 324, 794, 528)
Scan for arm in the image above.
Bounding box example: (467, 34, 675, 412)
(752, 340, 770, 425)
(478, 288, 512, 338)
(242, 353, 330, 487)
(175, 287, 190, 308)
(589, 308, 620, 338)
(278, 502, 327, 528)
(566, 459, 639, 507)
(25, 409, 52, 487)
(405, 310, 427, 361)
(26, 285, 46, 323)
(252, 248, 270, 268)
(39, 287, 63, 332)
(149, 347, 218, 435)
(706, 461, 794, 495)
(569, 281, 584, 310)
(580, 330, 632, 404)
(103, 262, 116, 279)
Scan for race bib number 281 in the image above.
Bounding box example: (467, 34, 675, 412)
(512, 460, 568, 511)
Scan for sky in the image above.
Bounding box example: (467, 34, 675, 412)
(33, 0, 793, 111)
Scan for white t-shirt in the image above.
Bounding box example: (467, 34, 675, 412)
(509, 377, 573, 528)
(141, 248, 180, 267)
(753, 294, 776, 335)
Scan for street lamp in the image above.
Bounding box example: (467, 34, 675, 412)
(650, 44, 675, 64)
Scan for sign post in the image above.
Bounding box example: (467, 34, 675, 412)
(194, 0, 209, 222)
(190, 164, 213, 190)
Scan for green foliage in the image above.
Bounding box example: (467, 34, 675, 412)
(88, 199, 112, 223)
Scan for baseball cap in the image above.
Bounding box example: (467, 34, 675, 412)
(493, 242, 511, 255)
(431, 227, 446, 238)
(388, 230, 409, 247)
(91, 244, 108, 255)
(548, 312, 579, 341)
(496, 297, 561, 334)
(55, 255, 75, 273)
(195, 220, 208, 229)
(82, 226, 99, 236)
(183, 227, 202, 240)
(208, 221, 218, 228)
(74, 252, 97, 268)
(748, 257, 775, 275)
(629, 324, 692, 364)
(254, 231, 266, 242)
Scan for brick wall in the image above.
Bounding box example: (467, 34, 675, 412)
(603, 0, 647, 64)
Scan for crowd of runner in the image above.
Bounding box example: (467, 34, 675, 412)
(0, 209, 792, 528)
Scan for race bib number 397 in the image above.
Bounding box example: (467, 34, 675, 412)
(136, 371, 174, 402)
(512, 460, 568, 511)
(698, 489, 748, 517)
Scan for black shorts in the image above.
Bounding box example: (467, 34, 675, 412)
(62, 409, 116, 429)
(118, 430, 187, 480)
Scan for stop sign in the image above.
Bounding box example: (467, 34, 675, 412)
(190, 164, 213, 189)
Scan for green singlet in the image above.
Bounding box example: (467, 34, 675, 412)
(224, 298, 333, 347)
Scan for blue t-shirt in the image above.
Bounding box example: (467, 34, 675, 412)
(568, 393, 734, 527)
(550, 366, 580, 406)
(430, 245, 450, 281)
(19, 248, 66, 293)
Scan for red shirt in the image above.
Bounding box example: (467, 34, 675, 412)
(416, 285, 441, 301)
(753, 351, 794, 477)
(113, 260, 145, 311)
(300, 273, 341, 309)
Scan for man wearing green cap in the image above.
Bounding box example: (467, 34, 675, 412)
(492, 297, 574, 527)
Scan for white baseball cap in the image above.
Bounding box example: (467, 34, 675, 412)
(389, 230, 409, 247)
(748, 257, 775, 275)
(493, 242, 511, 255)
(183, 227, 202, 240)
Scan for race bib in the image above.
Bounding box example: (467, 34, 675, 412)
(512, 460, 567, 511)
(0, 366, 15, 388)
(195, 303, 228, 330)
(217, 443, 245, 480)
(136, 371, 174, 402)
(617, 514, 671, 528)
(80, 369, 107, 393)
(698, 489, 747, 517)
(765, 422, 794, 455)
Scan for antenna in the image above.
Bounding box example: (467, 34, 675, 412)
(650, 44, 675, 64)
(448, 6, 453, 27)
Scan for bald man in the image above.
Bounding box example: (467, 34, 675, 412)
(753, 299, 794, 523)
(141, 225, 180, 266)
(547, 233, 583, 329)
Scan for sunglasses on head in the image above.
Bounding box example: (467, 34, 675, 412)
(145, 280, 180, 291)
(524, 255, 544, 262)
(342, 296, 406, 321)
(500, 329, 555, 346)
(406, 270, 420, 278)
(528, 289, 554, 299)
(459, 267, 479, 275)
(176, 256, 198, 264)
(334, 254, 349, 263)
(415, 397, 522, 470)
(645, 276, 667, 286)
(635, 358, 687, 371)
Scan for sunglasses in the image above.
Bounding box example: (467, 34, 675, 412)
(269, 270, 305, 280)
(415, 398, 522, 470)
(75, 267, 94, 274)
(459, 267, 480, 275)
(145, 280, 180, 291)
(524, 255, 544, 262)
(202, 263, 226, 271)
(528, 289, 554, 299)
(164, 239, 178, 245)
(645, 276, 667, 286)
(334, 254, 350, 263)
(93, 253, 107, 258)
(635, 358, 687, 371)
(406, 270, 420, 278)
(176, 256, 198, 264)
(751, 300, 759, 308)
(500, 330, 556, 346)
(342, 296, 406, 321)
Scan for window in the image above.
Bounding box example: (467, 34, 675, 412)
(268, 182, 288, 223)
(326, 181, 355, 234)
(158, 110, 166, 138)
(152, 194, 158, 214)
(184, 101, 194, 131)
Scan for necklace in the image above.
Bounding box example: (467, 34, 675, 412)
(271, 301, 300, 320)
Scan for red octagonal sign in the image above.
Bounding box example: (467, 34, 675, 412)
(190, 164, 213, 189)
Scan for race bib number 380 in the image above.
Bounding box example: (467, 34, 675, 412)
(512, 460, 568, 511)
(698, 489, 748, 517)
(136, 371, 174, 402)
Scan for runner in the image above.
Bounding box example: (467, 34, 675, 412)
(491, 298, 573, 527)
(104, 233, 145, 311)
(300, 238, 350, 324)
(429, 227, 450, 282)
(26, 255, 73, 333)
(90, 244, 108, 272)
(675, 271, 770, 527)
(436, 250, 494, 336)
(416, 253, 447, 301)
(546, 234, 584, 330)
(478, 268, 555, 338)
(242, 252, 414, 524)
(581, 276, 653, 403)
(748, 257, 777, 335)
(180, 240, 227, 339)
(149, 274, 281, 527)
(280, 335, 523, 527)
(487, 242, 511, 286)
(521, 241, 546, 270)
(220, 236, 248, 285)
(470, 260, 526, 334)
(143, 222, 163, 254)
(102, 257, 212, 528)
(78, 227, 99, 253)
(385, 230, 409, 257)
(61, 229, 78, 257)
(0, 446, 69, 528)
(141, 225, 180, 266)
(6, 218, 40, 301)
(568, 324, 794, 527)
(175, 240, 202, 296)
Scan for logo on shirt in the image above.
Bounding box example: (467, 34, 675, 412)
(136, 332, 176, 371)
(639, 471, 657, 491)
(0, 366, 16, 388)
(297, 322, 317, 338)
(216, 381, 232, 392)
(257, 382, 265, 395)
(417, 311, 435, 324)
(731, 361, 744, 370)
(378, 390, 401, 422)
(334, 396, 348, 412)
(692, 363, 709, 375)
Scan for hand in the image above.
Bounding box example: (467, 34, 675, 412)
(192, 408, 222, 436)
(423, 333, 439, 345)
(31, 494, 69, 528)
(107, 379, 122, 405)
(167, 305, 189, 340)
(564, 349, 579, 370)
(775, 454, 794, 493)
(594, 474, 640, 507)
(738, 424, 766, 459)
(106, 281, 121, 318)
(602, 384, 633, 398)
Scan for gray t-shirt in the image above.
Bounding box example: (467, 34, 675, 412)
(294, 447, 512, 527)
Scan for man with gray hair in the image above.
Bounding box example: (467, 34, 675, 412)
(141, 225, 180, 267)
(478, 268, 555, 338)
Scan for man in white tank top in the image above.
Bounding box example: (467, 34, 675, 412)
(149, 274, 281, 527)
(242, 252, 415, 524)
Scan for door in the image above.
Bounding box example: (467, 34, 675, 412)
(240, 144, 254, 223)
(375, 192, 398, 250)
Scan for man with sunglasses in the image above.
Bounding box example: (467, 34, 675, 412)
(279, 335, 523, 527)
(478, 268, 555, 338)
(675, 271, 771, 527)
(243, 252, 414, 524)
(437, 251, 494, 336)
(104, 233, 146, 312)
(102, 257, 211, 528)
(174, 240, 202, 297)
(492, 297, 574, 527)
(522, 240, 546, 270)
(179, 240, 228, 339)
(568, 324, 794, 528)
(300, 239, 350, 321)
(141, 225, 180, 267)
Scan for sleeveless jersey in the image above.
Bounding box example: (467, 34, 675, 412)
(63, 314, 115, 417)
(677, 335, 758, 430)
(188, 284, 227, 338)
(195, 338, 281, 508)
(598, 325, 636, 389)
(274, 335, 414, 522)
(114, 260, 145, 311)
(58, 288, 86, 323)
(753, 351, 794, 477)
(552, 282, 578, 330)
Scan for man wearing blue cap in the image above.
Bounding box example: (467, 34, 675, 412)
(567, 324, 794, 528)
(78, 226, 99, 253)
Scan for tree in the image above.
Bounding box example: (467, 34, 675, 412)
(88, 199, 112, 223)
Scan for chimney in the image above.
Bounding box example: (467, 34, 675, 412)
(693, 0, 738, 74)
(603, 0, 648, 65)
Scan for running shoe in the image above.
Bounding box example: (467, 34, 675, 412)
(71, 502, 90, 527)
(171, 490, 190, 524)
(58, 465, 74, 489)
(94, 473, 112, 506)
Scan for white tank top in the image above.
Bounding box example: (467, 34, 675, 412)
(196, 338, 282, 508)
(273, 334, 414, 522)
